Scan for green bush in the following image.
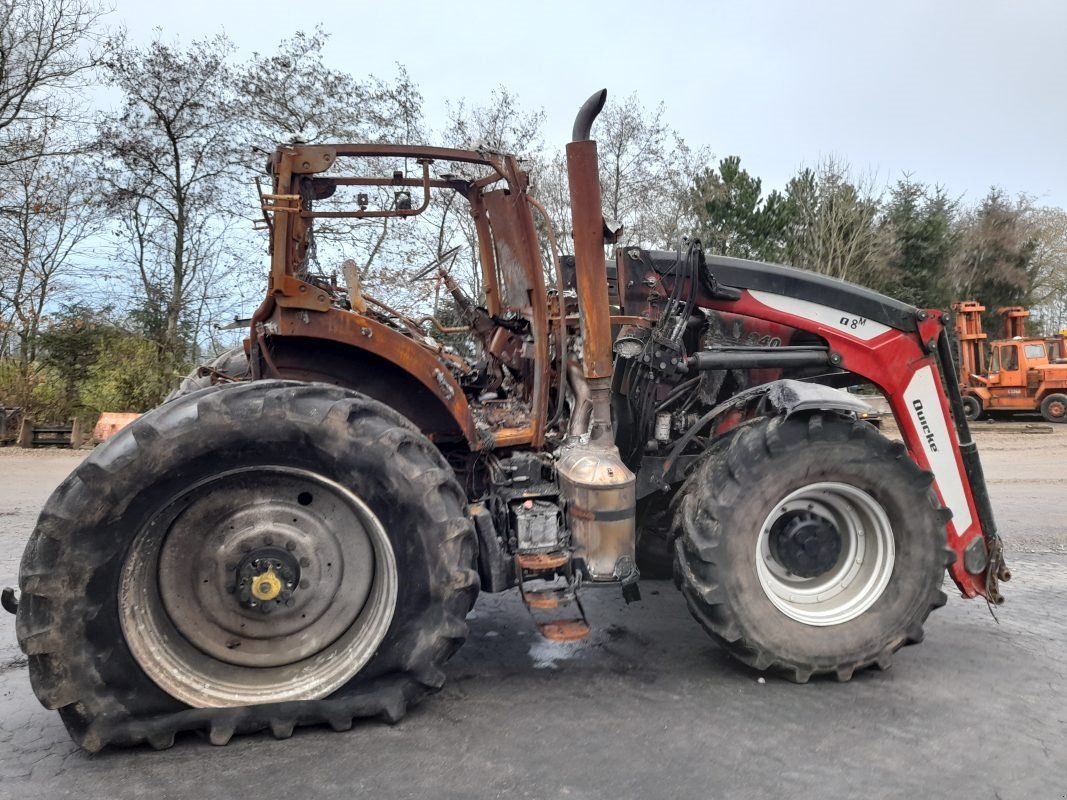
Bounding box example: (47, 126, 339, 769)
(0, 305, 189, 427)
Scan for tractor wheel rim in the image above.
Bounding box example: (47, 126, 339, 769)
(1050, 401, 1065, 418)
(120, 466, 398, 707)
(755, 481, 895, 627)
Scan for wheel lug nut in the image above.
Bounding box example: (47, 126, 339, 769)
(299, 579, 310, 589)
(264, 535, 273, 545)
(299, 557, 310, 568)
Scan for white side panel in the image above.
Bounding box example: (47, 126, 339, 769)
(903, 365, 972, 535)
(749, 291, 892, 341)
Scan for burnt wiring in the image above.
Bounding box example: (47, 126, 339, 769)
(614, 240, 705, 460)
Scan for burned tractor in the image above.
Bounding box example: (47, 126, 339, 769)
(10, 91, 1009, 751)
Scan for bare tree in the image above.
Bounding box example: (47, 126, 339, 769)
(98, 34, 243, 364)
(426, 86, 546, 302)
(0, 130, 101, 361)
(0, 0, 105, 360)
(593, 93, 709, 249)
(947, 188, 1036, 320)
(1026, 206, 1067, 329)
(236, 28, 425, 307)
(534, 93, 708, 257)
(237, 27, 422, 148)
(0, 0, 106, 166)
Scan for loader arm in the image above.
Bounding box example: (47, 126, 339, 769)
(622, 250, 1008, 603)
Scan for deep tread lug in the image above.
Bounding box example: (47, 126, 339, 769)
(269, 719, 295, 740)
(147, 731, 176, 750)
(208, 725, 234, 746)
(378, 688, 409, 725)
(328, 716, 353, 733)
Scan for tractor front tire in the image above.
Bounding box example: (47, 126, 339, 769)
(673, 413, 953, 683)
(16, 381, 478, 750)
(166, 345, 249, 401)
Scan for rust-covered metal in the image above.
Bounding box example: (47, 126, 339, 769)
(256, 141, 557, 450)
(565, 140, 614, 381)
(270, 308, 480, 446)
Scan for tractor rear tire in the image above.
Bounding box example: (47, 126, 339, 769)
(16, 381, 479, 751)
(672, 413, 953, 683)
(1040, 393, 1067, 423)
(961, 395, 982, 421)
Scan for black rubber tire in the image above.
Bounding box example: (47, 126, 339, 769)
(961, 395, 982, 421)
(1040, 393, 1067, 424)
(672, 413, 954, 683)
(165, 346, 249, 401)
(16, 381, 479, 751)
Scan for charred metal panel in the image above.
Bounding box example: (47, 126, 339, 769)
(270, 309, 481, 448)
(483, 190, 535, 311)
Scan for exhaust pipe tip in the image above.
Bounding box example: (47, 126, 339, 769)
(572, 89, 608, 142)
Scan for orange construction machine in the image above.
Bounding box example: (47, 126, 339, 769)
(953, 300, 1067, 422)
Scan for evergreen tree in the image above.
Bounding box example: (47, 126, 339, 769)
(690, 156, 791, 261)
(878, 178, 958, 309)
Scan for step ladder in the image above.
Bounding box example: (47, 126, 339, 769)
(515, 551, 590, 642)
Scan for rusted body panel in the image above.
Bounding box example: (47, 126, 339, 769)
(269, 307, 482, 447)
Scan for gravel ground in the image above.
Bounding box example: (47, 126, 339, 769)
(0, 427, 1065, 800)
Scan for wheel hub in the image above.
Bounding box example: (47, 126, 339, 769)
(770, 511, 842, 578)
(756, 482, 896, 627)
(236, 546, 301, 611)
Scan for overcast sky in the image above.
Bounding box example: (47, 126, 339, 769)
(111, 0, 1066, 208)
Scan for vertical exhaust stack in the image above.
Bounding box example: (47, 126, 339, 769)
(558, 90, 638, 590)
(566, 89, 614, 392)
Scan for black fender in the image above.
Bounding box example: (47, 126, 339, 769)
(751, 378, 875, 418)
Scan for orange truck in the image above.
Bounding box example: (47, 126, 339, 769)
(953, 301, 1067, 422)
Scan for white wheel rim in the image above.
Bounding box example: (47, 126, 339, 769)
(755, 481, 895, 626)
